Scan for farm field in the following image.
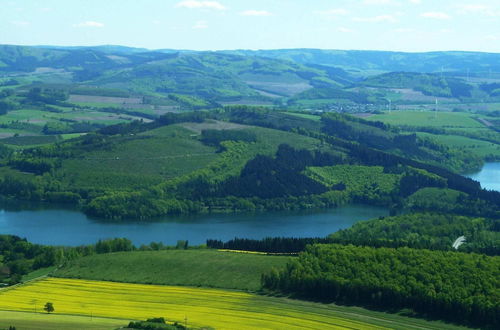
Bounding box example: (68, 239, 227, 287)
(0, 109, 51, 126)
(366, 110, 484, 128)
(0, 310, 125, 330)
(0, 278, 470, 330)
(284, 112, 321, 121)
(417, 132, 500, 159)
(53, 249, 290, 291)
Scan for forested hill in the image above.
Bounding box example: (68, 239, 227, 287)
(1, 108, 499, 220)
(0, 45, 355, 101)
(3, 44, 500, 107)
(223, 49, 500, 75)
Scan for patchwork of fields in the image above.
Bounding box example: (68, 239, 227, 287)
(0, 278, 468, 330)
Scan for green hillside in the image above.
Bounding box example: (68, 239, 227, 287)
(225, 49, 500, 76)
(54, 249, 290, 291)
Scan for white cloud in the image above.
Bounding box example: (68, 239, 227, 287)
(337, 27, 354, 33)
(458, 4, 489, 12)
(353, 15, 397, 22)
(11, 20, 30, 27)
(73, 21, 105, 28)
(192, 20, 208, 29)
(394, 27, 416, 32)
(362, 0, 394, 5)
(176, 1, 225, 10)
(421, 12, 451, 19)
(409, 0, 421, 4)
(316, 8, 349, 16)
(240, 10, 272, 16)
(456, 4, 500, 17)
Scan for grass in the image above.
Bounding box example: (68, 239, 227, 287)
(367, 110, 484, 128)
(305, 165, 401, 195)
(0, 278, 470, 330)
(0, 310, 126, 330)
(0, 109, 50, 126)
(53, 249, 289, 291)
(284, 112, 321, 121)
(0, 135, 60, 146)
(60, 125, 219, 190)
(417, 132, 500, 159)
(22, 266, 57, 282)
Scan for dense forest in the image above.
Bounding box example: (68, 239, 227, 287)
(261, 244, 500, 328)
(329, 212, 500, 255)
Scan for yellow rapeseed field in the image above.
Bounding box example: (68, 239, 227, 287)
(0, 278, 384, 330)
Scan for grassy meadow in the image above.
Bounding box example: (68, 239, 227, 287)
(366, 110, 484, 128)
(0, 310, 125, 330)
(53, 249, 290, 291)
(417, 132, 500, 159)
(0, 278, 470, 330)
(365, 110, 500, 161)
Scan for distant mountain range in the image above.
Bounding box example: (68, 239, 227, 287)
(1, 44, 500, 106)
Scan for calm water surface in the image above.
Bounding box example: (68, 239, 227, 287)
(0, 203, 388, 246)
(467, 162, 500, 192)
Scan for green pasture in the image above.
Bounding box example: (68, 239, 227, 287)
(367, 110, 484, 128)
(54, 249, 290, 291)
(417, 132, 500, 159)
(284, 112, 321, 121)
(0, 310, 125, 330)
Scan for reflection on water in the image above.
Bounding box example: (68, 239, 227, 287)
(0, 202, 388, 246)
(466, 162, 500, 192)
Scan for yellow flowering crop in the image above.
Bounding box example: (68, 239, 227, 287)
(0, 278, 383, 329)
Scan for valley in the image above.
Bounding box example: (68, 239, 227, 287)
(0, 45, 499, 330)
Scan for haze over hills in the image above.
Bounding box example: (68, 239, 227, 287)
(2, 44, 500, 110)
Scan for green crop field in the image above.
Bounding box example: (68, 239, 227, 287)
(54, 249, 289, 291)
(0, 278, 469, 330)
(0, 310, 125, 330)
(0, 109, 50, 125)
(367, 110, 484, 128)
(306, 165, 401, 195)
(0, 135, 60, 146)
(284, 112, 321, 121)
(417, 132, 500, 159)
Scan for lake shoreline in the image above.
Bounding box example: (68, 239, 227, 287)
(0, 203, 388, 247)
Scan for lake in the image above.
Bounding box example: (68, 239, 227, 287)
(466, 162, 500, 192)
(0, 203, 388, 246)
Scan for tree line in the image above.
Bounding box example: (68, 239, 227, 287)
(262, 244, 499, 328)
(206, 237, 331, 253)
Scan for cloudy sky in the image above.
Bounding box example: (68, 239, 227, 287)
(1, 0, 500, 52)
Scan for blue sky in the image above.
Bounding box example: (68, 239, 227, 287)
(1, 0, 500, 52)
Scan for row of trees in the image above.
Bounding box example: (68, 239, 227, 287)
(206, 237, 331, 253)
